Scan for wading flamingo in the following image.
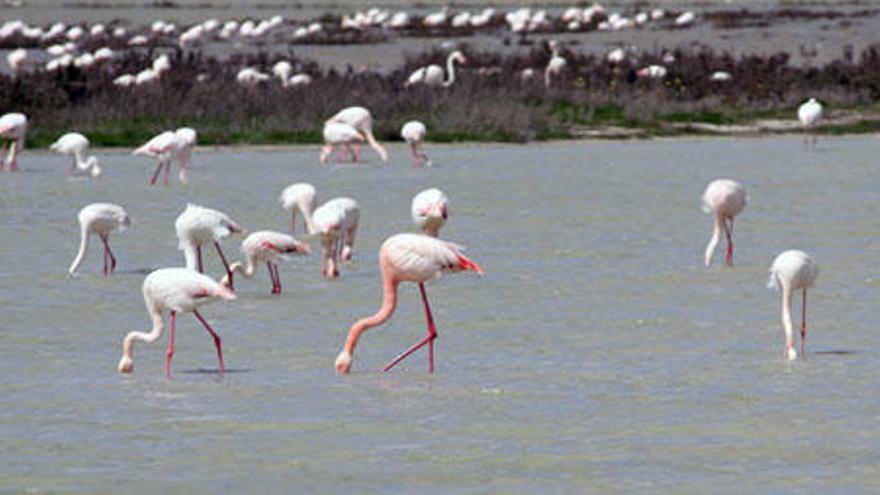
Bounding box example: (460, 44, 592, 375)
(412, 188, 448, 237)
(174, 127, 197, 184)
(312, 197, 360, 279)
(702, 179, 747, 266)
(280, 182, 317, 236)
(325, 106, 388, 162)
(768, 250, 818, 360)
(175, 203, 244, 290)
(223, 231, 310, 294)
(0, 112, 27, 171)
(798, 98, 822, 151)
(117, 268, 236, 377)
(133, 127, 196, 186)
(320, 122, 365, 164)
(334, 233, 483, 374)
(401, 121, 431, 166)
(405, 50, 466, 88)
(68, 203, 131, 276)
(50, 132, 101, 177)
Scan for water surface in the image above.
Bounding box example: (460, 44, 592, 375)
(1, 136, 879, 491)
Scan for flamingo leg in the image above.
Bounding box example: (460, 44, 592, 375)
(68, 157, 76, 175)
(0, 142, 6, 171)
(101, 234, 117, 274)
(291, 210, 297, 236)
(193, 309, 224, 375)
(149, 159, 163, 186)
(214, 241, 233, 291)
(410, 143, 421, 166)
(102, 238, 108, 276)
(165, 311, 176, 378)
(723, 218, 734, 266)
(163, 160, 171, 187)
(383, 283, 438, 373)
(801, 288, 807, 357)
(353, 143, 362, 163)
(273, 263, 282, 293)
(268, 261, 281, 294)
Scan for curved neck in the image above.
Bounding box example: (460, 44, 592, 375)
(443, 55, 459, 86)
(704, 214, 723, 266)
(68, 225, 90, 274)
(122, 306, 165, 362)
(342, 273, 399, 356)
(300, 202, 317, 235)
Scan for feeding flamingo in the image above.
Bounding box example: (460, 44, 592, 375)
(411, 188, 448, 237)
(68, 203, 131, 276)
(798, 98, 822, 151)
(312, 197, 360, 279)
(175, 203, 244, 290)
(0, 112, 27, 171)
(223, 231, 310, 294)
(279, 182, 317, 236)
(405, 50, 466, 88)
(133, 127, 197, 186)
(325, 106, 388, 162)
(50, 132, 101, 177)
(768, 250, 818, 360)
(401, 121, 431, 166)
(320, 122, 365, 163)
(702, 179, 747, 266)
(117, 268, 236, 377)
(334, 233, 484, 374)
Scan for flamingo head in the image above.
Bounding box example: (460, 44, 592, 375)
(335, 351, 352, 374)
(118, 355, 134, 373)
(451, 50, 466, 64)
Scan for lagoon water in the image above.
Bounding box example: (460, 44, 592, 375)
(2, 136, 880, 491)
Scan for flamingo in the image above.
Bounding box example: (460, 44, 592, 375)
(320, 122, 365, 164)
(0, 112, 27, 171)
(798, 97, 823, 151)
(68, 203, 131, 276)
(133, 128, 196, 185)
(702, 179, 747, 266)
(325, 106, 388, 162)
(768, 250, 818, 360)
(405, 50, 466, 88)
(401, 121, 431, 166)
(50, 132, 101, 177)
(334, 233, 483, 374)
(223, 231, 310, 294)
(280, 182, 317, 236)
(312, 198, 360, 279)
(412, 188, 448, 237)
(544, 40, 567, 87)
(117, 268, 236, 377)
(175, 204, 244, 290)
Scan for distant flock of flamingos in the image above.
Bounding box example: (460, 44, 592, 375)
(0, 97, 825, 377)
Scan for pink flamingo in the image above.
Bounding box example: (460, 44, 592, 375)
(0, 112, 27, 171)
(320, 122, 365, 164)
(325, 106, 389, 162)
(334, 233, 484, 374)
(768, 250, 818, 360)
(117, 268, 236, 377)
(133, 127, 196, 186)
(175, 203, 244, 290)
(702, 179, 747, 266)
(68, 203, 131, 276)
(223, 230, 310, 294)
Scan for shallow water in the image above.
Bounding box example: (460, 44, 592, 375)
(2, 136, 880, 491)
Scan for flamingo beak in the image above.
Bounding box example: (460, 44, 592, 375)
(296, 242, 311, 255)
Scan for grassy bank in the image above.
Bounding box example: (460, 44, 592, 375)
(5, 43, 880, 148)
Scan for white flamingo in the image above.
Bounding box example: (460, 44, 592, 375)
(320, 122, 365, 163)
(400, 121, 430, 166)
(0, 112, 27, 171)
(768, 250, 819, 360)
(798, 97, 823, 151)
(325, 106, 388, 162)
(50, 132, 101, 177)
(68, 203, 131, 276)
(312, 198, 360, 279)
(117, 268, 236, 377)
(280, 182, 317, 236)
(405, 50, 466, 88)
(411, 188, 448, 237)
(175, 204, 244, 290)
(702, 179, 747, 266)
